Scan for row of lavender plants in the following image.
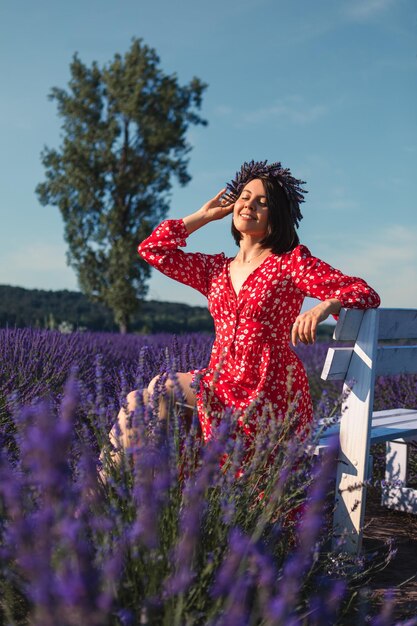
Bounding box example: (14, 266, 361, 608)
(0, 328, 416, 625)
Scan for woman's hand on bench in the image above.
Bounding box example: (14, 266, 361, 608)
(291, 298, 342, 345)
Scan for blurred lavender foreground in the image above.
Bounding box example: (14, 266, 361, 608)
(0, 329, 416, 625)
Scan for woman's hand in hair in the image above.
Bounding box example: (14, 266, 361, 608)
(200, 188, 235, 221)
(183, 189, 235, 234)
(291, 299, 342, 346)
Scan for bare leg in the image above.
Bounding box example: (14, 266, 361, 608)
(107, 372, 197, 465)
(143, 372, 197, 421)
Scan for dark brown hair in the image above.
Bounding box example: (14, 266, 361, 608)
(231, 177, 300, 254)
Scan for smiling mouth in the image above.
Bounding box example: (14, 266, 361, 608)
(239, 213, 256, 220)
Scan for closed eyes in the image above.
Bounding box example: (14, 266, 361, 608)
(240, 194, 267, 206)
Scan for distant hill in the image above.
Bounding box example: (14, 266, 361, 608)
(0, 284, 334, 339)
(0, 284, 214, 334)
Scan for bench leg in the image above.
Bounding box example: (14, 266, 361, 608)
(381, 440, 417, 514)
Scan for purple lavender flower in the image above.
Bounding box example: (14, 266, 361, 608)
(0, 381, 120, 625)
(0, 328, 414, 624)
(267, 436, 339, 623)
(164, 418, 232, 596)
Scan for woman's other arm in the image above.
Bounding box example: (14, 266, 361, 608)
(289, 245, 380, 345)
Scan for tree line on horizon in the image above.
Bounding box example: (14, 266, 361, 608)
(0, 284, 214, 334)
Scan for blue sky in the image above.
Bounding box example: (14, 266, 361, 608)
(0, 0, 416, 309)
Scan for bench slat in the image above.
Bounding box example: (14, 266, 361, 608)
(318, 425, 417, 448)
(372, 408, 417, 417)
(378, 309, 417, 340)
(321, 347, 352, 380)
(376, 345, 417, 376)
(371, 426, 417, 444)
(321, 345, 417, 380)
(332, 308, 417, 341)
(318, 424, 417, 442)
(317, 408, 417, 445)
(372, 412, 417, 428)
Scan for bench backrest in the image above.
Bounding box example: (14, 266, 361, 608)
(320, 308, 417, 552)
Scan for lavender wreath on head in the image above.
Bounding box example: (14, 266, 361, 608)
(225, 160, 307, 228)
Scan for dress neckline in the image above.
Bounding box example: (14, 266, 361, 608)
(227, 253, 274, 299)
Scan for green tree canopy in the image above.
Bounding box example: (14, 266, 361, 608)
(36, 38, 207, 332)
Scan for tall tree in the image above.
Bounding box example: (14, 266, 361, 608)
(36, 38, 207, 333)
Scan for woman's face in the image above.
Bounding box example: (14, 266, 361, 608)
(233, 178, 269, 238)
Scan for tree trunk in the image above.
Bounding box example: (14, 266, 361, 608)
(118, 320, 128, 334)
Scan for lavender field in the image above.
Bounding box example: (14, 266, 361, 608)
(0, 328, 416, 625)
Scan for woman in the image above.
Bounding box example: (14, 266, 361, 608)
(112, 160, 380, 450)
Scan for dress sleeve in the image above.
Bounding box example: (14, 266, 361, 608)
(138, 219, 225, 297)
(290, 244, 381, 308)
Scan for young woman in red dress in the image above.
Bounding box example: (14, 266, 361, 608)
(110, 160, 380, 450)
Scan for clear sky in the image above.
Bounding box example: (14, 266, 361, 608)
(0, 0, 416, 309)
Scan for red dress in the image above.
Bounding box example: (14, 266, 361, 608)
(138, 219, 380, 442)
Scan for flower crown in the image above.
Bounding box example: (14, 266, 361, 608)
(225, 160, 307, 227)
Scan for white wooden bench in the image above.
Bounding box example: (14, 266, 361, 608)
(317, 307, 417, 554)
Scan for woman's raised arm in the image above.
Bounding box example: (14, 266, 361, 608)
(137, 190, 234, 297)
